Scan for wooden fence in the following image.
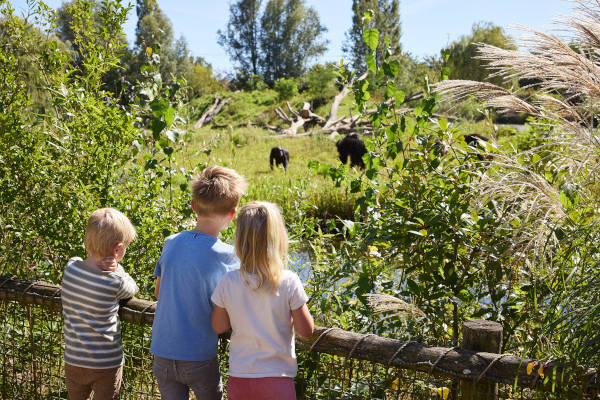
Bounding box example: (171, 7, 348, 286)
(0, 276, 597, 399)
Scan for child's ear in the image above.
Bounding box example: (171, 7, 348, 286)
(112, 242, 125, 258)
(228, 207, 237, 221)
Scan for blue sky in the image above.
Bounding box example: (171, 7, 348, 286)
(9, 0, 575, 76)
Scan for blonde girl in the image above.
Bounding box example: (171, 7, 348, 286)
(211, 201, 314, 400)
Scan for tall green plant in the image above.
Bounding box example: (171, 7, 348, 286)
(0, 1, 193, 298)
(312, 11, 541, 351)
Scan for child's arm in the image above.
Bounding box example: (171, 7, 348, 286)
(292, 304, 314, 338)
(115, 267, 139, 300)
(211, 306, 231, 334)
(154, 277, 161, 299)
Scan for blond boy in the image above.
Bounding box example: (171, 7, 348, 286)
(150, 165, 247, 400)
(61, 207, 139, 400)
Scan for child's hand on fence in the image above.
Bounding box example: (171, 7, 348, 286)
(97, 257, 118, 272)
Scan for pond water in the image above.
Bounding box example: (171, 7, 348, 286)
(289, 251, 311, 283)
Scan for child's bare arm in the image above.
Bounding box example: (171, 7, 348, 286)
(211, 306, 231, 334)
(291, 304, 314, 338)
(154, 277, 161, 299)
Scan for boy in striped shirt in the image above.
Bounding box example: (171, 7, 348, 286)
(61, 207, 138, 400)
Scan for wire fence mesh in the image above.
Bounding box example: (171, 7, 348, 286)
(0, 278, 596, 400)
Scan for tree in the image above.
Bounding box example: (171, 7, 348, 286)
(343, 0, 401, 72)
(442, 22, 516, 86)
(217, 0, 262, 76)
(131, 0, 188, 85)
(187, 57, 223, 97)
(260, 0, 328, 83)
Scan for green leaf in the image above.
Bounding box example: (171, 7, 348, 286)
(150, 98, 169, 118)
(383, 60, 400, 78)
(362, 28, 379, 51)
(151, 119, 166, 140)
(439, 118, 448, 131)
(394, 89, 405, 105)
(441, 67, 451, 80)
(366, 54, 376, 73)
(385, 82, 395, 100)
(164, 107, 175, 127)
(559, 191, 573, 210)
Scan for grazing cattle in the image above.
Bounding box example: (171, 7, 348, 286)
(336, 133, 367, 169)
(463, 134, 491, 160)
(270, 146, 290, 171)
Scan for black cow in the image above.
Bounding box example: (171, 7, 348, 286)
(270, 146, 290, 171)
(336, 133, 367, 169)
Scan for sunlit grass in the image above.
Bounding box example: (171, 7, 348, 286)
(174, 126, 358, 222)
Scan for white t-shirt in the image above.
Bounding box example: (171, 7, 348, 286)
(211, 269, 308, 378)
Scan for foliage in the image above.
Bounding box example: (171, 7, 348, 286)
(306, 12, 556, 364)
(219, 0, 328, 83)
(217, 0, 262, 76)
(299, 63, 339, 105)
(0, 0, 192, 298)
(274, 77, 299, 100)
(186, 57, 223, 97)
(440, 22, 517, 87)
(264, 0, 329, 82)
(343, 0, 401, 72)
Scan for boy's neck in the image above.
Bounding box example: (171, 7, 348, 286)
(193, 214, 230, 238)
(82, 255, 107, 270)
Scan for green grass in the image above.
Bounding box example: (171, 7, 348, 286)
(175, 126, 358, 223)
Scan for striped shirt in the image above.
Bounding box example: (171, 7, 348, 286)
(61, 257, 138, 369)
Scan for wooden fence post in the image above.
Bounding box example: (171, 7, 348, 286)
(460, 319, 503, 400)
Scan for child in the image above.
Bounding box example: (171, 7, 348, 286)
(150, 165, 247, 400)
(61, 207, 139, 400)
(211, 201, 314, 400)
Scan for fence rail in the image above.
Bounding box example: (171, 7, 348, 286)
(0, 276, 597, 399)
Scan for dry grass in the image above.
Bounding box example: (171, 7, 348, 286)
(365, 293, 426, 319)
(433, 0, 600, 268)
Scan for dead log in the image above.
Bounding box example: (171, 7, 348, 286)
(323, 71, 369, 133)
(0, 276, 597, 396)
(194, 96, 230, 129)
(273, 102, 307, 135)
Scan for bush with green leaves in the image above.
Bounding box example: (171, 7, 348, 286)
(0, 0, 193, 297)
(308, 11, 552, 357)
(274, 77, 299, 101)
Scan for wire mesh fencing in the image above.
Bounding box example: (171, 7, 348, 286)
(0, 277, 597, 400)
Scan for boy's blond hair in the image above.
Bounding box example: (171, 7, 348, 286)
(235, 201, 288, 293)
(191, 166, 248, 217)
(84, 208, 136, 258)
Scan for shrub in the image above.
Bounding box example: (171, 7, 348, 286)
(274, 77, 298, 101)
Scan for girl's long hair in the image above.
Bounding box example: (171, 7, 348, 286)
(235, 201, 288, 293)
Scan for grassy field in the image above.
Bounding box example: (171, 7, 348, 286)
(176, 126, 359, 225)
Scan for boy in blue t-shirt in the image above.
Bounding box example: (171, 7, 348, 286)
(150, 166, 247, 400)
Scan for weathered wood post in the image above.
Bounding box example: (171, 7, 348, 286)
(460, 319, 503, 400)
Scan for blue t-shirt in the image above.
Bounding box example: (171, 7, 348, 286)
(150, 231, 239, 361)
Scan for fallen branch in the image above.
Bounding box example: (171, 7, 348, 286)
(194, 96, 229, 129)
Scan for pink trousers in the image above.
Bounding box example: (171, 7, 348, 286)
(227, 376, 296, 400)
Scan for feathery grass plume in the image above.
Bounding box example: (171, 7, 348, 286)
(434, 0, 600, 362)
(365, 293, 426, 319)
(433, 0, 600, 267)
